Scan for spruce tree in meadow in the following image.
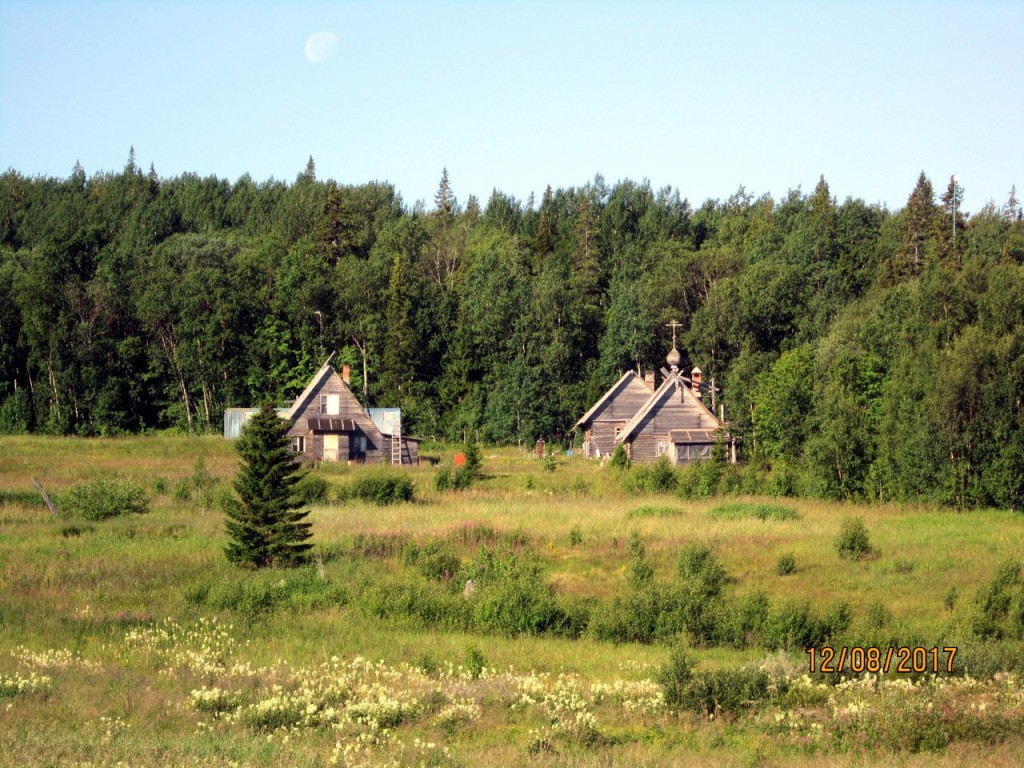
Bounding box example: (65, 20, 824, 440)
(223, 402, 312, 568)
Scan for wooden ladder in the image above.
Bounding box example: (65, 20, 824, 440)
(391, 426, 402, 465)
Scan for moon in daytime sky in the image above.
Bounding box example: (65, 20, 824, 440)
(305, 32, 337, 63)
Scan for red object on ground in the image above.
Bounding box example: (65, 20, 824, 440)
(454, 453, 466, 466)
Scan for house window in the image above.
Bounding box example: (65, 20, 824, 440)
(614, 426, 623, 440)
(291, 436, 305, 453)
(656, 441, 669, 457)
(320, 394, 340, 415)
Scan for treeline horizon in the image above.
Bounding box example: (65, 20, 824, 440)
(1, 154, 1022, 508)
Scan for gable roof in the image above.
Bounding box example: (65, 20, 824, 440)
(283, 353, 337, 422)
(616, 370, 722, 443)
(575, 370, 646, 428)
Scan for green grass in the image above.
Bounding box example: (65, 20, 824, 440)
(2, 435, 1024, 766)
(708, 501, 799, 520)
(626, 504, 687, 519)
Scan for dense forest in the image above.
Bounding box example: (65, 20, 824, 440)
(1, 153, 1022, 508)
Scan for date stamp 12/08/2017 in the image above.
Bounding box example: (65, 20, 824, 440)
(806, 646, 958, 674)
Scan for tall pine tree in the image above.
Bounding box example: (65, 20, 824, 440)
(223, 402, 312, 568)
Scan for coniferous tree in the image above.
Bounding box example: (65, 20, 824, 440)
(223, 402, 312, 568)
(896, 171, 938, 277)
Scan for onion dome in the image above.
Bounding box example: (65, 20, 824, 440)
(666, 345, 682, 371)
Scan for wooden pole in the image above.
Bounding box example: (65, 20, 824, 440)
(31, 477, 59, 517)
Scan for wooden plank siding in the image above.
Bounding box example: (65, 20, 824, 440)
(577, 372, 655, 458)
(590, 421, 626, 458)
(620, 376, 723, 464)
(285, 368, 387, 463)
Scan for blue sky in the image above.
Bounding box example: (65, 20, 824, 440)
(1, 1, 1021, 214)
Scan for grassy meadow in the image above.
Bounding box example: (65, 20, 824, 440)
(1, 435, 1023, 767)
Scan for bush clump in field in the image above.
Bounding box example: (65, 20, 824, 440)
(971, 559, 1024, 640)
(292, 472, 328, 504)
(658, 648, 782, 716)
(403, 538, 460, 581)
(184, 567, 349, 620)
(709, 502, 798, 521)
(462, 545, 562, 636)
(434, 465, 473, 491)
(762, 599, 852, 651)
(174, 457, 219, 508)
(608, 444, 630, 470)
(624, 457, 679, 494)
(340, 470, 415, 505)
(775, 553, 797, 575)
(676, 459, 723, 499)
(835, 517, 877, 560)
(657, 643, 694, 710)
(62, 477, 150, 520)
(462, 438, 483, 479)
(568, 524, 583, 547)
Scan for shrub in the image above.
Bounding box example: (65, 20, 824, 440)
(292, 472, 328, 504)
(971, 559, 1023, 640)
(864, 599, 894, 630)
(174, 457, 219, 508)
(677, 544, 726, 599)
(719, 590, 771, 649)
(464, 645, 486, 679)
(358, 577, 469, 630)
(341, 470, 415, 505)
(762, 601, 821, 650)
(765, 461, 799, 497)
(944, 586, 958, 611)
(835, 517, 877, 560)
(551, 593, 595, 639)
(775, 553, 796, 575)
(657, 643, 694, 710)
(403, 538, 460, 581)
(462, 546, 561, 636)
(434, 467, 454, 491)
(189, 568, 349, 621)
(62, 477, 150, 520)
(676, 459, 721, 500)
(462, 439, 483, 478)
(454, 466, 474, 489)
(608, 444, 630, 470)
(542, 452, 558, 472)
(435, 465, 473, 491)
(674, 667, 776, 715)
(624, 457, 678, 494)
(568, 525, 583, 547)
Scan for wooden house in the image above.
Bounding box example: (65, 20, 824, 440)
(575, 370, 657, 459)
(224, 358, 419, 465)
(576, 341, 733, 464)
(615, 367, 725, 464)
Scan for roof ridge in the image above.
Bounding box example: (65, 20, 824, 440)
(284, 355, 338, 422)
